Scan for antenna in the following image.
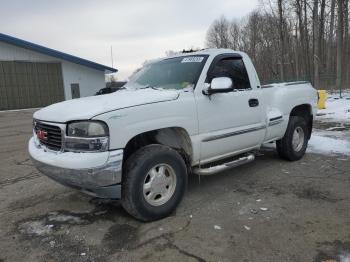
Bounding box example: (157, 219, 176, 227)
(110, 45, 114, 68)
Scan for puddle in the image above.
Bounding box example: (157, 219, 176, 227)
(17, 201, 129, 237)
(15, 198, 194, 261)
(102, 224, 138, 251)
(15, 203, 139, 261)
(295, 188, 340, 203)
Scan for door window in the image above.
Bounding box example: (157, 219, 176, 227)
(209, 58, 251, 90)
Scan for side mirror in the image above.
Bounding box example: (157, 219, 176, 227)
(203, 77, 233, 95)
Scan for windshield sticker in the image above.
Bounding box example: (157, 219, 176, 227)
(181, 57, 204, 63)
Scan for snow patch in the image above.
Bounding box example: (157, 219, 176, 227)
(244, 225, 251, 231)
(214, 225, 222, 230)
(316, 93, 350, 123)
(49, 240, 55, 248)
(48, 214, 82, 224)
(19, 221, 53, 236)
(308, 131, 350, 156)
(340, 253, 350, 262)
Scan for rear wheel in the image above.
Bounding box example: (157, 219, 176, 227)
(276, 116, 309, 161)
(122, 144, 187, 221)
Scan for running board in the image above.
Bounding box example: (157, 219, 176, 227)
(193, 154, 255, 176)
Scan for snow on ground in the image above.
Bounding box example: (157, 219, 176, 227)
(316, 91, 350, 123)
(310, 90, 350, 156)
(308, 129, 350, 156)
(19, 220, 54, 236)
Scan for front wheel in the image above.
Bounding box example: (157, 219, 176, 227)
(276, 116, 309, 161)
(122, 144, 187, 221)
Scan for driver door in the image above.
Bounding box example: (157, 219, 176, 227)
(195, 55, 265, 163)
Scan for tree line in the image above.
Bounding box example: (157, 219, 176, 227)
(206, 0, 349, 92)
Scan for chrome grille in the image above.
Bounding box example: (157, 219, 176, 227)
(34, 121, 62, 151)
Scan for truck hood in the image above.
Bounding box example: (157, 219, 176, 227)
(34, 88, 180, 122)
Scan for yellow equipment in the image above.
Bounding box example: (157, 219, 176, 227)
(317, 90, 327, 109)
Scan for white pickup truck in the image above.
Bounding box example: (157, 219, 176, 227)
(29, 49, 317, 221)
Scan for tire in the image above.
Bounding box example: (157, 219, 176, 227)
(276, 116, 309, 161)
(122, 144, 187, 222)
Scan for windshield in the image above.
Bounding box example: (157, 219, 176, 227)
(127, 55, 208, 90)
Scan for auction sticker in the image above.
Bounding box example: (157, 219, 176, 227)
(181, 57, 204, 63)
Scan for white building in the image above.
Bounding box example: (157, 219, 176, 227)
(0, 33, 117, 110)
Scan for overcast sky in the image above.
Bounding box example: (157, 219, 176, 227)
(1, 0, 258, 80)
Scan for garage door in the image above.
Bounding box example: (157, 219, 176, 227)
(0, 61, 65, 110)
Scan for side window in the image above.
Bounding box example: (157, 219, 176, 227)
(209, 58, 251, 90)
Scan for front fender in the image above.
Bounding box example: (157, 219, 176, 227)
(93, 93, 197, 150)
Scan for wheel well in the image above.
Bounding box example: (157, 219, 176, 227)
(123, 127, 193, 169)
(290, 104, 313, 139)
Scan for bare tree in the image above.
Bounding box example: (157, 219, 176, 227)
(313, 0, 320, 88)
(205, 0, 350, 89)
(295, 0, 307, 74)
(206, 16, 231, 48)
(278, 0, 286, 81)
(319, 0, 326, 63)
(336, 0, 344, 96)
(303, 0, 312, 79)
(229, 20, 241, 50)
(343, 0, 349, 87)
(326, 0, 336, 78)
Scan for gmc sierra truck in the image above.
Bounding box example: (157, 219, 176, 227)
(29, 49, 318, 221)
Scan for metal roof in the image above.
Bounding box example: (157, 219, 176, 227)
(0, 33, 117, 73)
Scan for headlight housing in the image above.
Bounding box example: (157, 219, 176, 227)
(65, 121, 109, 152)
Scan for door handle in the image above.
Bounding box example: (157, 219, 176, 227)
(249, 98, 259, 107)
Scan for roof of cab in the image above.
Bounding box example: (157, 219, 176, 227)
(164, 48, 245, 59)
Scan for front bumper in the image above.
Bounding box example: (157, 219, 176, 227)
(28, 137, 123, 198)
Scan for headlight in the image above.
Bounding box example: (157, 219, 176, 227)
(65, 121, 109, 152)
(67, 121, 108, 137)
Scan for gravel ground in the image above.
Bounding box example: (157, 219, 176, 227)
(0, 109, 349, 262)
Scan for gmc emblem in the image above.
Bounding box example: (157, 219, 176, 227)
(36, 130, 48, 141)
